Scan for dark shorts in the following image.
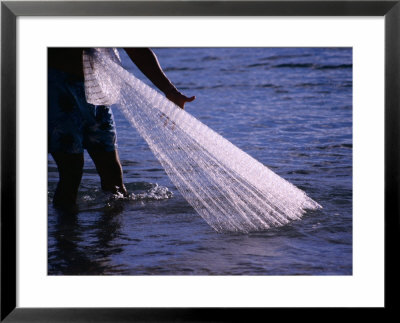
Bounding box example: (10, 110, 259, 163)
(48, 68, 117, 154)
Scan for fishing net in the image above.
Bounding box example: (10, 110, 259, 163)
(83, 48, 322, 233)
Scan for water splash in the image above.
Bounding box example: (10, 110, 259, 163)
(84, 48, 322, 233)
(130, 183, 173, 201)
(79, 183, 173, 204)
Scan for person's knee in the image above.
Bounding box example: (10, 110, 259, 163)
(52, 152, 84, 183)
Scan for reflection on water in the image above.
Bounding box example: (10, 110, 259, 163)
(49, 203, 124, 275)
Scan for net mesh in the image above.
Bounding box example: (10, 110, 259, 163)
(84, 48, 322, 233)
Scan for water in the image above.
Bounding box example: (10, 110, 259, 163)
(48, 48, 352, 275)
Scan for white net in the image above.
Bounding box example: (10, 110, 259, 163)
(84, 48, 322, 233)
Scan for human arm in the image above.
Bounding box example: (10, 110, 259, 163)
(123, 48, 195, 109)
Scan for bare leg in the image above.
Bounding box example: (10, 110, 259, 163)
(51, 152, 84, 208)
(87, 149, 127, 196)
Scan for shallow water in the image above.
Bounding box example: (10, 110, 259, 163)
(48, 47, 352, 275)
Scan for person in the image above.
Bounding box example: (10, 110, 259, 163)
(48, 48, 195, 209)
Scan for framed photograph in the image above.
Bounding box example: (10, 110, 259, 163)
(2, 0, 398, 321)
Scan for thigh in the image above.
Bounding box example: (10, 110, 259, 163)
(48, 69, 85, 154)
(83, 105, 117, 152)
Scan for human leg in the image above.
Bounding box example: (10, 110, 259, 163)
(84, 104, 127, 195)
(87, 149, 127, 195)
(48, 69, 87, 209)
(51, 152, 84, 208)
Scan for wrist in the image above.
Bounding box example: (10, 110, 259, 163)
(164, 85, 179, 97)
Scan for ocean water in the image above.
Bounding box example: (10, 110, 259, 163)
(48, 47, 352, 275)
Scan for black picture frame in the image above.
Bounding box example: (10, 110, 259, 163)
(1, 1, 399, 321)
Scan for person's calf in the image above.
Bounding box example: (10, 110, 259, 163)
(88, 149, 127, 197)
(51, 152, 84, 209)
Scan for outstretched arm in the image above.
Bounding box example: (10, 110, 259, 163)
(123, 48, 195, 109)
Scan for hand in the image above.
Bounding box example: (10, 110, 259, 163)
(166, 90, 195, 109)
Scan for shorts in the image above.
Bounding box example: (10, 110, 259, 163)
(48, 68, 117, 154)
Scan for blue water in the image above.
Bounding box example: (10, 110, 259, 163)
(48, 48, 352, 275)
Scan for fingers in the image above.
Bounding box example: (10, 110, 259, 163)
(179, 95, 196, 109)
(166, 91, 196, 109)
(185, 95, 196, 103)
